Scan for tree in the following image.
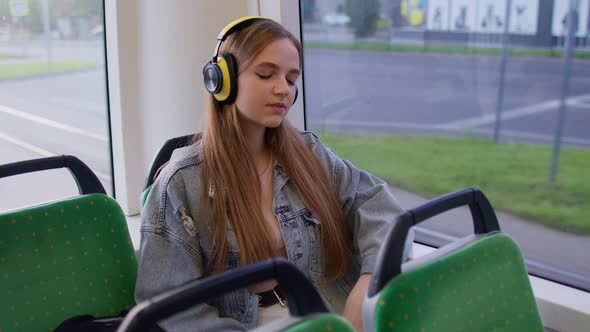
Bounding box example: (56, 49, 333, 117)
(51, 0, 101, 18)
(301, 0, 317, 22)
(0, 0, 101, 37)
(346, 0, 380, 38)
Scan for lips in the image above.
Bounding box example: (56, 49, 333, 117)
(267, 102, 286, 112)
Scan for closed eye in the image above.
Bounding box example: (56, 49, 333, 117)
(256, 72, 297, 85)
(256, 73, 271, 79)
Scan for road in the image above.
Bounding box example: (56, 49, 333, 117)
(0, 69, 111, 209)
(304, 49, 590, 146)
(1, 44, 589, 205)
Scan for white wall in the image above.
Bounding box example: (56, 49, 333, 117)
(105, 0, 142, 216)
(106, 0, 304, 215)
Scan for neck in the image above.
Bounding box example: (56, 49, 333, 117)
(241, 123, 272, 173)
(240, 119, 268, 158)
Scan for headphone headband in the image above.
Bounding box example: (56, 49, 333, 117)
(211, 16, 269, 61)
(204, 16, 297, 105)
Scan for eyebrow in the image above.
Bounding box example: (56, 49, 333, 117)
(253, 62, 300, 76)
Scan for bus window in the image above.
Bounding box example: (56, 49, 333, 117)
(0, 0, 111, 210)
(300, 0, 590, 292)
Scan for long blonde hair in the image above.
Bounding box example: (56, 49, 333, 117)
(200, 19, 351, 279)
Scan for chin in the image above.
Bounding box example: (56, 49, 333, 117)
(264, 119, 284, 129)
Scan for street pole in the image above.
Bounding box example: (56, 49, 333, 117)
(550, 0, 577, 182)
(493, 0, 512, 143)
(41, 0, 52, 72)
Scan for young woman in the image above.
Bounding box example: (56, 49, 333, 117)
(135, 16, 412, 331)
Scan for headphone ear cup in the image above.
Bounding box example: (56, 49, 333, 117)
(202, 61, 223, 94)
(212, 53, 238, 104)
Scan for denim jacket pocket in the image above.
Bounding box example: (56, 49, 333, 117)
(301, 209, 323, 274)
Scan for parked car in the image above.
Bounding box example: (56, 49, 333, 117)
(322, 12, 350, 26)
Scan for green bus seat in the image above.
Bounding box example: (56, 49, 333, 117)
(0, 156, 137, 332)
(141, 134, 194, 208)
(363, 188, 544, 332)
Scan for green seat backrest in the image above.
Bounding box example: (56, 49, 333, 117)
(373, 233, 543, 331)
(0, 193, 138, 332)
(283, 314, 354, 332)
(140, 185, 152, 209)
(252, 313, 355, 332)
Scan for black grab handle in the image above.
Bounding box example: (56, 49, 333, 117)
(117, 258, 328, 332)
(0, 155, 106, 195)
(368, 188, 500, 296)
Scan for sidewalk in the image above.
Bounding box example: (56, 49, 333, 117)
(389, 186, 590, 277)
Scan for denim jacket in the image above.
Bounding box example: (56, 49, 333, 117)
(135, 131, 413, 331)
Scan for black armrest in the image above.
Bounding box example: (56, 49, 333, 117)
(0, 155, 105, 195)
(368, 188, 500, 296)
(117, 258, 328, 332)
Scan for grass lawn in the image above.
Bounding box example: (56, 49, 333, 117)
(304, 41, 590, 59)
(0, 53, 26, 60)
(319, 133, 590, 234)
(0, 60, 96, 79)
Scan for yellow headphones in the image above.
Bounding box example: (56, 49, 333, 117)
(202, 16, 298, 105)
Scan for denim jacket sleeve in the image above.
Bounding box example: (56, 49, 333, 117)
(135, 165, 248, 332)
(305, 132, 413, 275)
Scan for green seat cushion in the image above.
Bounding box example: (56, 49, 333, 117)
(374, 233, 543, 331)
(0, 193, 137, 331)
(283, 313, 355, 332)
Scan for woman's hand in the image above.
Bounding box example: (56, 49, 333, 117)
(342, 273, 372, 331)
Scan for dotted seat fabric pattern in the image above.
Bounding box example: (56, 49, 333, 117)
(283, 314, 355, 332)
(0, 193, 138, 332)
(374, 233, 544, 331)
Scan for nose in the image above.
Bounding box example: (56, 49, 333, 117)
(273, 76, 290, 98)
